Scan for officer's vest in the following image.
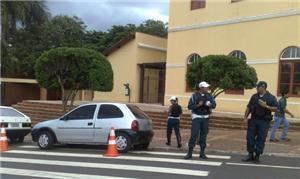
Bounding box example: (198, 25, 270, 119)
(191, 92, 211, 115)
(251, 93, 272, 120)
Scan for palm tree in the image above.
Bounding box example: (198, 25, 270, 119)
(1, 1, 49, 77)
(1, 1, 50, 42)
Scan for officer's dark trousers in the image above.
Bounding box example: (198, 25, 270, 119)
(166, 118, 181, 144)
(247, 119, 270, 155)
(188, 118, 209, 149)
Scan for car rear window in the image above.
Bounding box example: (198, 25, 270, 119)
(127, 105, 149, 119)
(0, 108, 24, 117)
(98, 104, 124, 119)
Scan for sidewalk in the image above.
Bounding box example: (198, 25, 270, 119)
(149, 128, 300, 157)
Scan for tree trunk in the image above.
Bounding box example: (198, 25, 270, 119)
(69, 89, 78, 111)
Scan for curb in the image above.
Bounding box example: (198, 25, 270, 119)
(148, 146, 300, 159)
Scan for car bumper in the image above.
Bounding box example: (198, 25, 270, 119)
(126, 130, 154, 145)
(6, 128, 31, 138)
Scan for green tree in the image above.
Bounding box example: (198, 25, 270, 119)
(82, 30, 106, 52)
(1, 1, 49, 78)
(104, 24, 137, 48)
(41, 15, 86, 49)
(137, 19, 168, 38)
(186, 55, 258, 98)
(1, 1, 49, 41)
(35, 47, 113, 112)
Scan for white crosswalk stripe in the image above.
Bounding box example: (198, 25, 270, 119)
(6, 150, 223, 166)
(0, 167, 136, 179)
(0, 157, 210, 177)
(1, 146, 234, 178)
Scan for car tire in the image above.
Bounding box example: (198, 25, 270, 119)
(134, 143, 150, 150)
(37, 131, 54, 150)
(8, 137, 16, 143)
(16, 136, 25, 143)
(115, 132, 132, 153)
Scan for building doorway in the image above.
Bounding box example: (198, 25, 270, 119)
(139, 63, 166, 104)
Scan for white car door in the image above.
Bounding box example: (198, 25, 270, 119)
(94, 104, 125, 143)
(56, 104, 97, 143)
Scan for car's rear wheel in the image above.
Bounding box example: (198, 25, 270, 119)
(37, 131, 54, 150)
(134, 143, 150, 150)
(115, 132, 132, 153)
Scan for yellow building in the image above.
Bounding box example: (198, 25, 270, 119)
(94, 32, 167, 104)
(165, 0, 300, 117)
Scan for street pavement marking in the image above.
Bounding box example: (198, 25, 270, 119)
(226, 162, 300, 170)
(19, 145, 38, 149)
(7, 150, 222, 166)
(0, 167, 135, 179)
(131, 151, 231, 159)
(0, 157, 209, 177)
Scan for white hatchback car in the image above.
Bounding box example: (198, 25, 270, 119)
(0, 106, 32, 143)
(32, 103, 154, 153)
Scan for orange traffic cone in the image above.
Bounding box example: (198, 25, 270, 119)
(0, 125, 9, 152)
(104, 127, 119, 157)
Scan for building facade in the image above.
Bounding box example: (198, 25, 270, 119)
(165, 0, 300, 117)
(94, 32, 167, 104)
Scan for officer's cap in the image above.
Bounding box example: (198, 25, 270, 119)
(256, 81, 268, 89)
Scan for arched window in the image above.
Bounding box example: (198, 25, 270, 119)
(278, 46, 300, 97)
(229, 50, 246, 60)
(187, 53, 201, 65)
(225, 50, 247, 95)
(186, 53, 201, 92)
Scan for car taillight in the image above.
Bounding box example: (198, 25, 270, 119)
(131, 120, 139, 132)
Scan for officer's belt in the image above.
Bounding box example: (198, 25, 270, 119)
(192, 114, 209, 119)
(168, 116, 180, 120)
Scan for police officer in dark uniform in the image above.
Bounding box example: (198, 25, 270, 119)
(184, 81, 216, 160)
(166, 96, 183, 148)
(243, 81, 278, 163)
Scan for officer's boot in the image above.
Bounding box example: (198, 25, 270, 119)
(184, 147, 193, 159)
(199, 147, 208, 159)
(253, 153, 261, 163)
(242, 152, 254, 162)
(166, 132, 171, 146)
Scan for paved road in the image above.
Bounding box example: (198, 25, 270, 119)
(1, 143, 300, 179)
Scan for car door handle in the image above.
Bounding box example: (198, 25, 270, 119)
(88, 122, 93, 126)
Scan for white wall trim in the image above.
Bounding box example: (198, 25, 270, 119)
(246, 59, 278, 65)
(166, 60, 278, 67)
(166, 64, 186, 68)
(137, 43, 167, 52)
(165, 94, 300, 105)
(0, 78, 37, 84)
(169, 9, 300, 33)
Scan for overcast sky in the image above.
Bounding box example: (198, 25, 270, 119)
(47, 0, 169, 31)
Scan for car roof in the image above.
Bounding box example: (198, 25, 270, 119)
(0, 106, 14, 109)
(0, 106, 29, 118)
(78, 102, 127, 106)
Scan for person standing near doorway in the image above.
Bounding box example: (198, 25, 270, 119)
(166, 96, 183, 148)
(184, 81, 216, 160)
(270, 91, 294, 142)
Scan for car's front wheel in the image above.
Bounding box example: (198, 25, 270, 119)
(115, 132, 132, 153)
(37, 131, 54, 150)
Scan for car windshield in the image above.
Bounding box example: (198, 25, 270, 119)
(127, 105, 149, 119)
(0, 108, 24, 117)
